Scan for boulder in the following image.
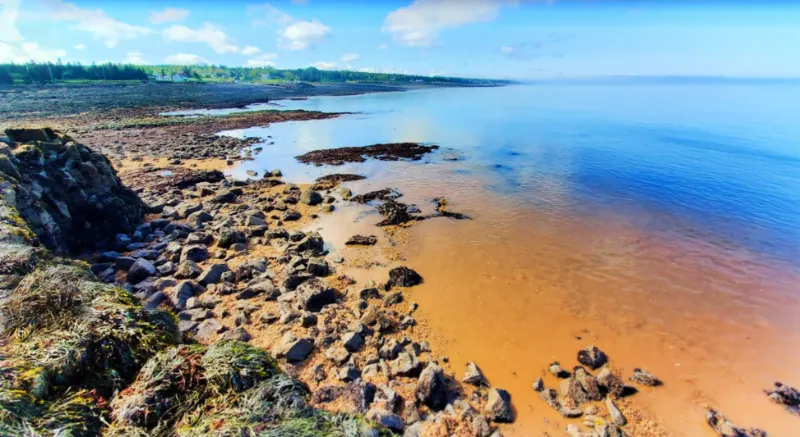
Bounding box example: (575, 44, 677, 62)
(485, 388, 513, 423)
(198, 263, 230, 286)
(127, 258, 156, 284)
(577, 346, 607, 370)
(175, 260, 202, 279)
(629, 368, 662, 386)
(389, 352, 421, 377)
(181, 245, 209, 263)
(194, 318, 225, 342)
(416, 363, 447, 411)
(300, 189, 323, 206)
(296, 279, 336, 312)
(388, 266, 422, 287)
(342, 332, 363, 352)
(366, 408, 404, 433)
(462, 361, 487, 386)
(274, 334, 314, 362)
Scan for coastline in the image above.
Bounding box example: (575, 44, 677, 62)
(2, 84, 799, 436)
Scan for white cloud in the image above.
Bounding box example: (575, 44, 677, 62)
(150, 7, 189, 24)
(310, 61, 336, 70)
(123, 51, 147, 64)
(378, 44, 388, 50)
(241, 45, 261, 55)
(165, 53, 210, 65)
(0, 0, 23, 42)
(279, 19, 330, 51)
(74, 43, 86, 50)
(249, 3, 331, 51)
(0, 41, 66, 63)
(245, 53, 278, 67)
(383, 0, 514, 47)
(248, 3, 293, 26)
(163, 22, 239, 53)
(500, 45, 513, 54)
(340, 53, 359, 63)
(40, 0, 153, 48)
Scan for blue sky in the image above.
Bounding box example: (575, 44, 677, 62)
(1, 0, 800, 79)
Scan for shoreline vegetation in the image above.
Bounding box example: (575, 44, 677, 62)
(1, 83, 796, 437)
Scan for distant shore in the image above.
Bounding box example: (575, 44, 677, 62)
(0, 80, 508, 122)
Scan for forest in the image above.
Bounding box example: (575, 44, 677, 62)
(0, 61, 510, 86)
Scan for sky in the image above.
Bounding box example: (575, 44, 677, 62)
(1, 0, 800, 79)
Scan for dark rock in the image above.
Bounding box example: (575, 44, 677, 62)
(388, 266, 422, 288)
(220, 327, 251, 342)
(630, 368, 662, 387)
(596, 367, 626, 398)
(366, 408, 404, 432)
(417, 363, 448, 411)
(389, 352, 421, 377)
(198, 263, 230, 285)
(338, 365, 361, 382)
(577, 346, 608, 370)
(706, 409, 766, 437)
(296, 143, 438, 166)
(115, 256, 136, 270)
(485, 388, 513, 423)
(282, 210, 301, 221)
(573, 366, 603, 401)
(383, 292, 403, 306)
(342, 332, 364, 352)
(345, 235, 377, 246)
(306, 258, 329, 276)
(169, 280, 196, 310)
(296, 279, 336, 312)
(300, 189, 323, 206)
(765, 382, 800, 414)
(216, 228, 245, 248)
(462, 362, 487, 386)
(377, 200, 420, 226)
(548, 362, 571, 378)
(175, 260, 202, 279)
(359, 288, 381, 300)
(275, 334, 314, 362)
(194, 318, 225, 342)
(127, 258, 156, 284)
(181, 245, 209, 263)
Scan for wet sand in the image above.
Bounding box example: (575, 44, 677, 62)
(308, 161, 800, 436)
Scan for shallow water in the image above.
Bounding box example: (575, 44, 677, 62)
(219, 84, 800, 435)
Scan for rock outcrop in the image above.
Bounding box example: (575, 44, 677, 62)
(0, 128, 144, 254)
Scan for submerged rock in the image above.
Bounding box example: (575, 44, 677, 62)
(485, 388, 513, 423)
(388, 266, 422, 288)
(345, 235, 378, 246)
(630, 368, 662, 386)
(706, 409, 766, 437)
(462, 361, 487, 386)
(765, 382, 800, 415)
(577, 346, 608, 370)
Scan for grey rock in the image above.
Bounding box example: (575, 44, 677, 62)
(194, 318, 225, 342)
(606, 397, 627, 426)
(462, 361, 487, 386)
(630, 368, 662, 386)
(296, 279, 336, 312)
(342, 332, 364, 352)
(485, 388, 513, 423)
(325, 346, 350, 365)
(339, 365, 361, 382)
(275, 334, 314, 362)
(366, 408, 404, 432)
(127, 258, 156, 284)
(577, 346, 607, 370)
(389, 352, 421, 377)
(198, 263, 230, 285)
(416, 363, 447, 411)
(181, 245, 209, 263)
(300, 189, 323, 206)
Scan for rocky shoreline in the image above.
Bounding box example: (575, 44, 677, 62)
(1, 90, 797, 436)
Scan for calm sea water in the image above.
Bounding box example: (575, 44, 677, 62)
(214, 83, 800, 264)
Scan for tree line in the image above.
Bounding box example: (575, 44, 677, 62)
(0, 61, 510, 86)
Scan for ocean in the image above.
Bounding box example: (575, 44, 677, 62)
(209, 82, 800, 435)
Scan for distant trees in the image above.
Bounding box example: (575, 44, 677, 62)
(0, 68, 13, 85)
(0, 61, 511, 86)
(0, 62, 148, 84)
